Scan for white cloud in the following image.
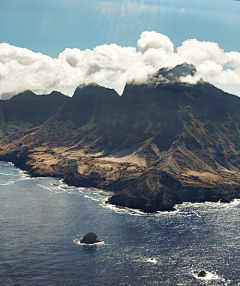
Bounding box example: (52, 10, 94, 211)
(177, 38, 240, 87)
(138, 31, 174, 54)
(0, 31, 240, 98)
(179, 74, 201, 85)
(177, 39, 225, 65)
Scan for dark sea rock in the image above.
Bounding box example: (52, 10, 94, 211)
(80, 232, 100, 244)
(108, 194, 148, 211)
(198, 270, 208, 277)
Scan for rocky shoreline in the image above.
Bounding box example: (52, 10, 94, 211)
(1, 65, 240, 211)
(1, 145, 239, 213)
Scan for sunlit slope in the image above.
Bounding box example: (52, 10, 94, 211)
(1, 64, 240, 211)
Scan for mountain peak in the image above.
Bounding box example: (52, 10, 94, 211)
(1, 73, 240, 212)
(73, 83, 119, 100)
(149, 62, 198, 86)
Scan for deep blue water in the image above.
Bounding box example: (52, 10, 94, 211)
(0, 161, 239, 286)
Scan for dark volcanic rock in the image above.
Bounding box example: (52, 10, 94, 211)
(0, 90, 70, 126)
(108, 194, 148, 211)
(1, 65, 240, 212)
(198, 270, 208, 277)
(152, 62, 197, 84)
(80, 232, 100, 244)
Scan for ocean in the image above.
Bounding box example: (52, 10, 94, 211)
(0, 161, 239, 286)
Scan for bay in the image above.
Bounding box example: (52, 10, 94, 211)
(0, 161, 239, 286)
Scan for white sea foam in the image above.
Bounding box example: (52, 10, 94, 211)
(103, 197, 239, 218)
(15, 169, 34, 182)
(103, 203, 144, 216)
(146, 258, 158, 264)
(192, 270, 228, 283)
(158, 208, 180, 216)
(52, 183, 110, 201)
(51, 182, 60, 187)
(57, 186, 73, 193)
(84, 195, 101, 202)
(191, 211, 202, 218)
(228, 198, 240, 206)
(60, 185, 72, 190)
(134, 257, 159, 265)
(18, 169, 30, 176)
(37, 184, 56, 192)
(102, 202, 164, 217)
(0, 162, 14, 167)
(18, 176, 32, 181)
(77, 187, 112, 196)
(0, 172, 19, 176)
(180, 199, 240, 211)
(73, 238, 105, 246)
(103, 200, 182, 217)
(55, 180, 77, 191)
(0, 165, 29, 184)
(0, 180, 14, 185)
(45, 180, 79, 195)
(17, 175, 33, 182)
(57, 184, 73, 191)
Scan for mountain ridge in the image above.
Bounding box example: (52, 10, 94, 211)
(1, 64, 240, 212)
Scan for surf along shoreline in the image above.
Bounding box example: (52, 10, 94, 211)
(1, 145, 239, 214)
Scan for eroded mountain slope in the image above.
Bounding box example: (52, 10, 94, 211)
(1, 64, 240, 211)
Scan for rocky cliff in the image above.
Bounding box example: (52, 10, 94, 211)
(1, 64, 240, 212)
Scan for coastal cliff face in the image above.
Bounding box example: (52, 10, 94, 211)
(1, 64, 240, 212)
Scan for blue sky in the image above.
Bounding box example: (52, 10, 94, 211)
(1, 0, 240, 57)
(0, 0, 240, 97)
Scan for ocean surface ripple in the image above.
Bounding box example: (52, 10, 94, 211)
(0, 162, 239, 286)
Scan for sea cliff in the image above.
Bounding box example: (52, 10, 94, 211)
(1, 64, 240, 211)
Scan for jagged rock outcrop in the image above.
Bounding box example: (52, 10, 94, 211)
(80, 232, 100, 244)
(198, 270, 208, 277)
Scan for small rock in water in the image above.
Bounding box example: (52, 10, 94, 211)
(198, 270, 208, 277)
(80, 232, 100, 244)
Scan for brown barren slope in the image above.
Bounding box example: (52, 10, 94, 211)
(1, 64, 240, 212)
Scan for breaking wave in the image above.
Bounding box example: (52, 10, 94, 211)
(192, 270, 231, 285)
(73, 237, 105, 246)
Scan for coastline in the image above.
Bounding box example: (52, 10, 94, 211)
(1, 146, 239, 213)
(1, 81, 240, 213)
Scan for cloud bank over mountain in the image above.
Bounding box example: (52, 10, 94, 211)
(0, 31, 240, 98)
